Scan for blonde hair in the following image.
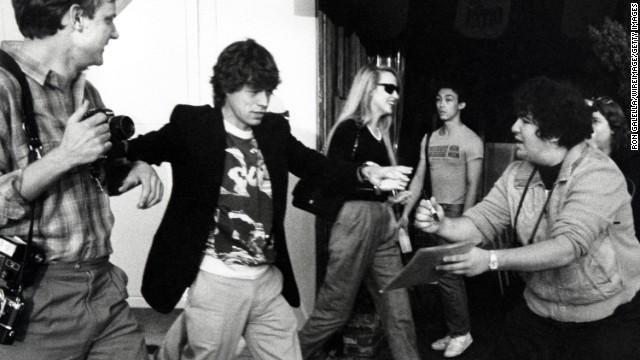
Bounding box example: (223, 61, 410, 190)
(325, 65, 399, 165)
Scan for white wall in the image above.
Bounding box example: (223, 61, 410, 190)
(0, 0, 318, 322)
(0, 0, 20, 39)
(88, 0, 191, 308)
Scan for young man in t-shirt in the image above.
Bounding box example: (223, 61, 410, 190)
(401, 81, 483, 357)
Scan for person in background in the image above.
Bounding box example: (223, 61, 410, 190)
(298, 65, 421, 360)
(587, 96, 638, 237)
(400, 81, 482, 357)
(124, 40, 411, 360)
(0, 1, 163, 359)
(415, 76, 640, 360)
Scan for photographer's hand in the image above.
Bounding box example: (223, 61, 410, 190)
(118, 161, 164, 209)
(58, 100, 112, 169)
(19, 101, 111, 201)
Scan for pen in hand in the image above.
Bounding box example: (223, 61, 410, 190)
(426, 200, 440, 222)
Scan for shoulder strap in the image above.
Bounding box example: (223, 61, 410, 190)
(0, 49, 42, 161)
(0, 49, 42, 291)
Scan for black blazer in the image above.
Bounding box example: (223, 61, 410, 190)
(127, 104, 361, 313)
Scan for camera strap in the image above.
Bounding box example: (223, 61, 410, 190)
(0, 49, 43, 291)
(0, 49, 42, 162)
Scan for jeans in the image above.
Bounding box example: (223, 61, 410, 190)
(0, 258, 147, 360)
(158, 266, 301, 360)
(299, 201, 420, 360)
(436, 203, 471, 337)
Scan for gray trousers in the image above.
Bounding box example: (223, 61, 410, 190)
(0, 259, 147, 360)
(299, 201, 420, 360)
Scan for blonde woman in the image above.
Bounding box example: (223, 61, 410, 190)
(299, 65, 420, 360)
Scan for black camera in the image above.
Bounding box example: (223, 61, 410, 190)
(0, 235, 28, 345)
(83, 109, 136, 192)
(0, 236, 26, 290)
(0, 287, 24, 345)
(83, 108, 135, 157)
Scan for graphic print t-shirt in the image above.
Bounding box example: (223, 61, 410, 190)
(202, 121, 274, 277)
(426, 125, 483, 204)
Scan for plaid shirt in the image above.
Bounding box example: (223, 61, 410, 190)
(0, 41, 113, 263)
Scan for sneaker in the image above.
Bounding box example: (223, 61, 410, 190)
(431, 335, 451, 351)
(444, 333, 473, 358)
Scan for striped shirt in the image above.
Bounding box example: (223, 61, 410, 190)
(0, 41, 114, 263)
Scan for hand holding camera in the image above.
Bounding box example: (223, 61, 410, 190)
(56, 101, 134, 171)
(83, 107, 134, 160)
(56, 101, 110, 169)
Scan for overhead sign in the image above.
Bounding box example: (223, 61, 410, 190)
(455, 0, 511, 39)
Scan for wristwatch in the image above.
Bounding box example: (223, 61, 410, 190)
(488, 250, 499, 270)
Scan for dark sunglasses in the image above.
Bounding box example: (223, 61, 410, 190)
(378, 83, 399, 95)
(593, 96, 614, 105)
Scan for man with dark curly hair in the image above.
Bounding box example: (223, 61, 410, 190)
(125, 39, 412, 359)
(415, 76, 640, 359)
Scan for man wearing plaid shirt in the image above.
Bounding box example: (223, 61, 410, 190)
(0, 1, 162, 359)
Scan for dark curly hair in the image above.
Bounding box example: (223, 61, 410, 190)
(210, 39, 281, 108)
(12, 0, 104, 39)
(591, 96, 630, 156)
(513, 77, 592, 149)
(436, 78, 466, 104)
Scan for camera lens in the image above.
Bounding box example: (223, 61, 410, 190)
(108, 115, 135, 141)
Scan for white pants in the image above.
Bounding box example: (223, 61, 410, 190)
(158, 266, 302, 360)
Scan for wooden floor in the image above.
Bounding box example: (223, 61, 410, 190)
(133, 272, 524, 360)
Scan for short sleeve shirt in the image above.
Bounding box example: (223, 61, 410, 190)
(424, 125, 483, 204)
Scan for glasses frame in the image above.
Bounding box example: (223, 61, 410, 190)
(378, 83, 399, 95)
(593, 96, 614, 105)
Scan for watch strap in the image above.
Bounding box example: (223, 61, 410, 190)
(489, 250, 499, 270)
